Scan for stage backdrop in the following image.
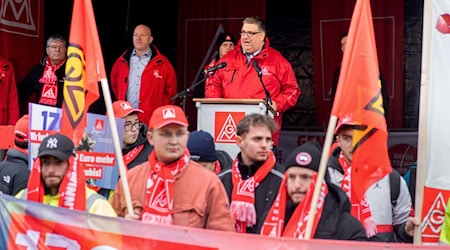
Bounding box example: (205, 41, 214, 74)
(176, 0, 266, 131)
(0, 0, 44, 81)
(311, 0, 404, 128)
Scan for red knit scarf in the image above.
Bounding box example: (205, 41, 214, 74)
(141, 149, 190, 225)
(339, 152, 377, 237)
(38, 57, 65, 106)
(123, 144, 144, 167)
(26, 154, 86, 211)
(231, 151, 276, 233)
(261, 172, 327, 239)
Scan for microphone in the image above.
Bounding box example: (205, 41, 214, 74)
(252, 60, 262, 77)
(204, 62, 227, 74)
(252, 60, 273, 108)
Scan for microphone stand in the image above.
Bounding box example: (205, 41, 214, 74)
(256, 73, 273, 115)
(170, 75, 208, 112)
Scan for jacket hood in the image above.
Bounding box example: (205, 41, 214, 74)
(327, 146, 344, 174)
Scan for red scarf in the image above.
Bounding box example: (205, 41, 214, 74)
(339, 152, 377, 237)
(38, 57, 65, 106)
(261, 172, 327, 239)
(141, 149, 190, 225)
(231, 151, 276, 233)
(123, 144, 144, 167)
(26, 154, 86, 211)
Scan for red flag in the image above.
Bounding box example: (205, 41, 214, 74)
(331, 0, 392, 200)
(61, 0, 104, 145)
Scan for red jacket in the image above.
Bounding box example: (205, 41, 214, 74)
(0, 57, 19, 125)
(205, 38, 300, 145)
(110, 46, 177, 125)
(110, 160, 235, 231)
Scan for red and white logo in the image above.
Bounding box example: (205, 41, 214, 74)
(214, 112, 245, 143)
(95, 120, 104, 130)
(236, 177, 255, 196)
(421, 186, 450, 243)
(162, 108, 176, 119)
(153, 70, 162, 78)
(41, 85, 56, 98)
(120, 102, 133, 110)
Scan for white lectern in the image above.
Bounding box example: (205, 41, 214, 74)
(193, 98, 275, 159)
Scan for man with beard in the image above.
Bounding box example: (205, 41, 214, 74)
(260, 142, 367, 240)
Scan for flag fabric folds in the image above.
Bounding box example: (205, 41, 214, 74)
(61, 0, 104, 145)
(330, 0, 392, 200)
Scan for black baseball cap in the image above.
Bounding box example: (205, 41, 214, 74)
(38, 134, 76, 161)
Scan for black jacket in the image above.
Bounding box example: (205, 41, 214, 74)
(18, 56, 115, 114)
(0, 149, 29, 196)
(314, 181, 367, 240)
(218, 153, 284, 234)
(122, 123, 153, 170)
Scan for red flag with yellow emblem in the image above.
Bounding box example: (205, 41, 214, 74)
(61, 0, 104, 145)
(330, 0, 392, 200)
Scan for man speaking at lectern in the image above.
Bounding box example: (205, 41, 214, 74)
(205, 16, 300, 149)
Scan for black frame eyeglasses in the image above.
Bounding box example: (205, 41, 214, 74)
(124, 121, 142, 132)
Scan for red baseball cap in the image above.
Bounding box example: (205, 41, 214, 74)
(112, 100, 143, 118)
(149, 105, 188, 129)
(14, 115, 29, 143)
(334, 114, 356, 135)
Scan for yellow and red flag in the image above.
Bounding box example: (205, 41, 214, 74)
(331, 0, 392, 200)
(61, 0, 104, 145)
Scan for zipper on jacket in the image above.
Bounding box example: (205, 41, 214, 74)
(231, 69, 236, 82)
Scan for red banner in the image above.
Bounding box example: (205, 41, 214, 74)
(0, 195, 441, 250)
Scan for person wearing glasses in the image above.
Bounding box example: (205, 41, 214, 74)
(92, 100, 154, 199)
(18, 34, 111, 115)
(205, 16, 300, 151)
(18, 34, 68, 109)
(112, 100, 153, 170)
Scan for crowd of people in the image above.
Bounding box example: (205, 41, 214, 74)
(0, 15, 430, 244)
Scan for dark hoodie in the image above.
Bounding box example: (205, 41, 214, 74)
(122, 123, 153, 170)
(313, 180, 367, 240)
(281, 167, 366, 241)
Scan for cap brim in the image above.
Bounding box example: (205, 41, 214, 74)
(38, 150, 71, 161)
(152, 120, 188, 129)
(117, 108, 144, 118)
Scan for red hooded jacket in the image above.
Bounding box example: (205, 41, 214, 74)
(205, 38, 300, 145)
